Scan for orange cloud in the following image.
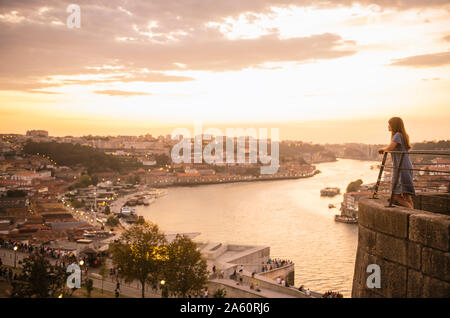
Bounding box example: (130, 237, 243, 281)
(93, 90, 152, 97)
(389, 51, 450, 68)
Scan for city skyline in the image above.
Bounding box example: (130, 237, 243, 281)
(1, 1, 449, 143)
(2, 115, 449, 145)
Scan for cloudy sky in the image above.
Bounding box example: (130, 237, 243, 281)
(0, 0, 449, 143)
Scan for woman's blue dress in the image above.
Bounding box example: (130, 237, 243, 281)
(391, 132, 415, 195)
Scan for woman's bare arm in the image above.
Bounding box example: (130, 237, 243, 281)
(378, 141, 398, 154)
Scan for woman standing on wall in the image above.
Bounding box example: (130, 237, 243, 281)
(378, 117, 415, 208)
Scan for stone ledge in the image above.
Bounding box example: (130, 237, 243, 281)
(358, 197, 422, 239)
(354, 195, 450, 297)
(352, 246, 408, 298)
(409, 213, 450, 252)
(422, 247, 450, 282)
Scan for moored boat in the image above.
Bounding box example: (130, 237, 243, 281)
(320, 187, 340, 197)
(334, 215, 357, 224)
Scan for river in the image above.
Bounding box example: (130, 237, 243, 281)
(137, 159, 381, 297)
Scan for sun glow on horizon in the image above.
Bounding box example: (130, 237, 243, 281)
(0, 2, 449, 143)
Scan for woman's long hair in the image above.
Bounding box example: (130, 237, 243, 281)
(388, 117, 411, 149)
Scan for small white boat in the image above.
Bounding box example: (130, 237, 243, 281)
(148, 188, 168, 198)
(121, 206, 131, 215)
(143, 197, 156, 206)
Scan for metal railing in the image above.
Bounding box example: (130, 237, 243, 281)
(372, 150, 450, 207)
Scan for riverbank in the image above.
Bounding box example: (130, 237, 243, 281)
(138, 159, 380, 297)
(150, 170, 320, 188)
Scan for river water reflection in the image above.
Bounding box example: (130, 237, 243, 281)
(138, 159, 380, 296)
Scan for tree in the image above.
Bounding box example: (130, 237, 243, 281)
(109, 221, 167, 298)
(106, 216, 119, 227)
(6, 190, 27, 197)
(154, 154, 171, 167)
(22, 141, 142, 174)
(213, 288, 227, 298)
(85, 279, 94, 298)
(98, 259, 108, 294)
(346, 179, 363, 193)
(79, 174, 94, 188)
(10, 254, 67, 298)
(71, 199, 84, 209)
(163, 234, 208, 298)
(127, 174, 141, 185)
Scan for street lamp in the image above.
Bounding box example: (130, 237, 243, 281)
(160, 280, 168, 298)
(13, 245, 18, 268)
(79, 260, 84, 284)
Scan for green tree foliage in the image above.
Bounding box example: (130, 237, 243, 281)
(213, 288, 227, 298)
(279, 142, 336, 161)
(78, 175, 95, 188)
(211, 165, 225, 173)
(106, 216, 119, 227)
(70, 199, 84, 209)
(98, 259, 108, 294)
(346, 179, 363, 193)
(85, 279, 94, 298)
(244, 167, 261, 177)
(109, 221, 167, 298)
(163, 234, 208, 298)
(154, 153, 171, 167)
(6, 190, 27, 197)
(10, 255, 67, 298)
(127, 174, 141, 185)
(413, 140, 450, 150)
(23, 141, 142, 173)
(343, 147, 365, 158)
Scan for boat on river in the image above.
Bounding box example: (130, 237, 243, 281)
(320, 187, 340, 197)
(334, 215, 357, 224)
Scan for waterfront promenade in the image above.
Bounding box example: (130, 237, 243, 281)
(0, 248, 312, 298)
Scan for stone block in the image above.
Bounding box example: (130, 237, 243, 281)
(423, 276, 450, 298)
(409, 213, 450, 252)
(375, 232, 407, 265)
(406, 242, 422, 271)
(352, 247, 380, 298)
(422, 247, 450, 282)
(358, 225, 377, 255)
(419, 194, 450, 216)
(359, 198, 417, 239)
(407, 269, 423, 298)
(378, 259, 407, 298)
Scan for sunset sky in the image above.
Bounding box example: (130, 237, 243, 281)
(0, 0, 449, 143)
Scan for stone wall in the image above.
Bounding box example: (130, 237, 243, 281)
(207, 281, 265, 298)
(258, 264, 295, 286)
(240, 273, 314, 298)
(352, 195, 450, 298)
(227, 245, 270, 265)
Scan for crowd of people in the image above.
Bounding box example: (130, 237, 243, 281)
(1, 239, 346, 298)
(297, 285, 311, 296)
(0, 257, 16, 283)
(0, 239, 79, 268)
(261, 258, 294, 272)
(322, 290, 344, 298)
